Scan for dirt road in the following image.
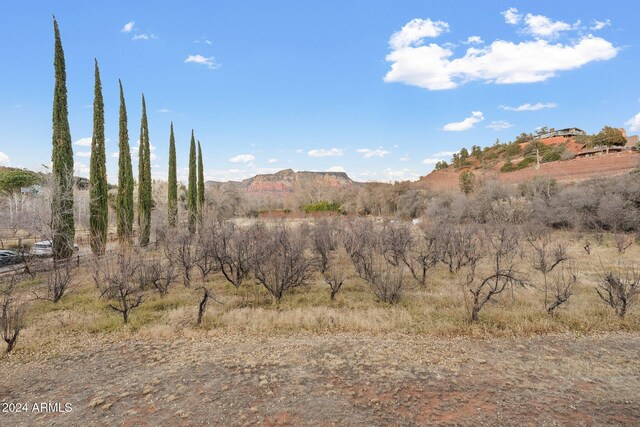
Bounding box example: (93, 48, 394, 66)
(1, 332, 639, 426)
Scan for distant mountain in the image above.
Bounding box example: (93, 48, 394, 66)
(206, 169, 356, 194)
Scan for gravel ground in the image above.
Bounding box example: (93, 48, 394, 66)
(1, 332, 639, 426)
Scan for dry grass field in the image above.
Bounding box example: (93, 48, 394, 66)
(1, 230, 639, 425)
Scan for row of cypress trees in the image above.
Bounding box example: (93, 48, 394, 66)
(51, 17, 206, 259)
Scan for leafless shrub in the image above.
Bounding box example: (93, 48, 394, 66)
(92, 248, 148, 324)
(364, 262, 406, 304)
(462, 226, 527, 322)
(379, 221, 414, 267)
(194, 225, 220, 281)
(343, 218, 376, 278)
(214, 222, 263, 288)
(407, 223, 440, 286)
(613, 233, 634, 254)
(547, 264, 576, 315)
(438, 223, 483, 274)
(0, 276, 28, 353)
(526, 229, 569, 308)
(596, 264, 640, 319)
(137, 255, 178, 297)
(311, 219, 340, 273)
(311, 219, 349, 300)
(33, 259, 76, 303)
(165, 232, 198, 287)
(252, 225, 318, 302)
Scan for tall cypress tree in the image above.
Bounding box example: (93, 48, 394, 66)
(116, 80, 134, 243)
(197, 140, 205, 220)
(187, 130, 197, 234)
(51, 16, 75, 260)
(89, 59, 108, 255)
(167, 122, 178, 227)
(137, 94, 152, 246)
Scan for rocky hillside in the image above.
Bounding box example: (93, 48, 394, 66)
(206, 169, 356, 194)
(419, 128, 639, 191)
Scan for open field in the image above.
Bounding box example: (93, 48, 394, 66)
(1, 230, 639, 425)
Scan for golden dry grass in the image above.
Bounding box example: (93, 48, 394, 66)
(7, 231, 640, 357)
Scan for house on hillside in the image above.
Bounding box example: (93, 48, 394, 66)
(534, 127, 587, 140)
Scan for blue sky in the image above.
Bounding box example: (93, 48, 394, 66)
(1, 1, 640, 183)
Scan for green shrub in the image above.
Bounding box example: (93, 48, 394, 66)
(303, 201, 343, 214)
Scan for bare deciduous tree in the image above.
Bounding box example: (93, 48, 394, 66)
(1, 275, 28, 353)
(311, 219, 349, 300)
(35, 259, 76, 303)
(526, 229, 569, 308)
(462, 226, 527, 322)
(194, 225, 220, 281)
(166, 232, 198, 287)
(546, 265, 576, 315)
(253, 225, 318, 302)
(138, 255, 177, 297)
(438, 223, 483, 274)
(92, 248, 148, 324)
(214, 222, 261, 288)
(596, 265, 640, 319)
(406, 223, 440, 286)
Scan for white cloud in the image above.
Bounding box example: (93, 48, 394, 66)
(307, 148, 344, 157)
(502, 8, 521, 25)
(294, 149, 303, 154)
(74, 137, 92, 147)
(443, 111, 484, 131)
(184, 54, 221, 70)
(625, 112, 640, 132)
(75, 151, 91, 158)
(131, 140, 157, 161)
(327, 166, 346, 173)
(591, 19, 611, 31)
(523, 13, 573, 39)
(74, 161, 90, 178)
(229, 154, 255, 163)
(0, 152, 10, 166)
(464, 35, 483, 45)
(356, 148, 390, 158)
(121, 21, 135, 33)
(389, 18, 449, 49)
(399, 155, 410, 162)
(422, 151, 455, 165)
(487, 120, 514, 130)
(157, 108, 171, 113)
(384, 13, 618, 90)
(132, 33, 157, 41)
(500, 102, 557, 111)
(111, 151, 119, 158)
(267, 158, 278, 164)
(382, 168, 420, 181)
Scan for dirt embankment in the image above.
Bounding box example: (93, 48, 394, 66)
(1, 332, 638, 426)
(420, 151, 640, 191)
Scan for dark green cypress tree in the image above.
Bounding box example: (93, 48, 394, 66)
(137, 94, 152, 246)
(89, 59, 108, 255)
(187, 130, 197, 234)
(197, 140, 205, 221)
(167, 122, 178, 227)
(51, 16, 75, 260)
(116, 80, 134, 243)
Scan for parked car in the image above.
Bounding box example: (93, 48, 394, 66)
(0, 250, 23, 267)
(31, 241, 79, 257)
